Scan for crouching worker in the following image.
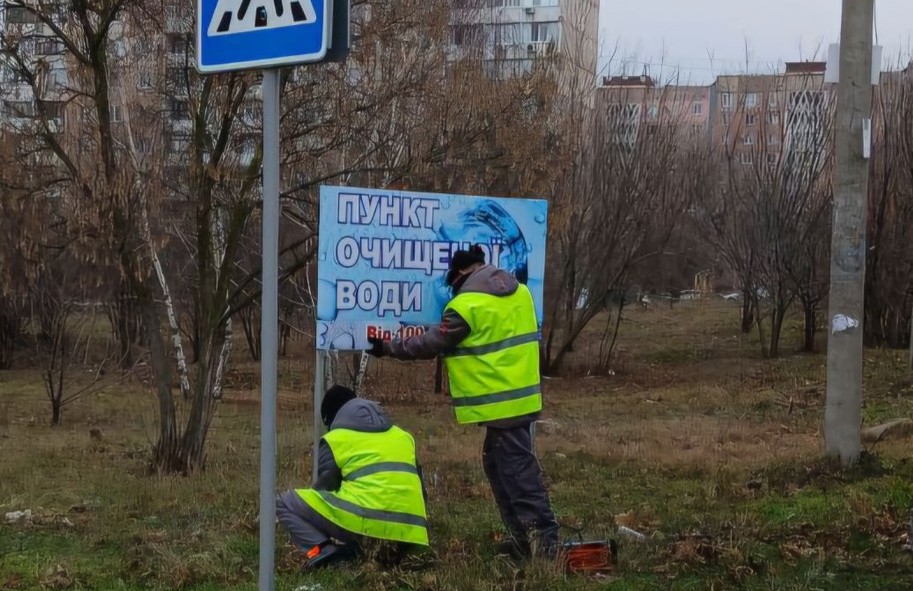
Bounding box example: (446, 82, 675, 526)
(276, 385, 429, 569)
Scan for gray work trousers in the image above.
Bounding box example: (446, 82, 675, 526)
(482, 423, 560, 547)
(276, 490, 357, 550)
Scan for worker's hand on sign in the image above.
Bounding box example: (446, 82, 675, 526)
(367, 337, 386, 358)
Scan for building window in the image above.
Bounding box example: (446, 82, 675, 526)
(35, 39, 62, 55)
(722, 112, 733, 125)
(530, 22, 559, 43)
(768, 111, 780, 125)
(2, 68, 24, 83)
(38, 100, 65, 121)
(745, 93, 758, 108)
(722, 133, 729, 146)
(164, 1, 185, 21)
(768, 133, 779, 145)
(136, 137, 153, 155)
(767, 153, 778, 166)
(490, 23, 523, 45)
(110, 105, 123, 122)
(135, 39, 155, 55)
(167, 34, 187, 55)
(740, 152, 753, 165)
(769, 94, 778, 108)
(138, 71, 155, 90)
(743, 134, 754, 145)
(746, 113, 758, 126)
(721, 93, 734, 110)
(692, 102, 702, 116)
(6, 100, 35, 117)
(647, 104, 659, 120)
(487, 0, 521, 6)
(45, 67, 67, 88)
(170, 135, 190, 154)
(7, 7, 39, 24)
(451, 24, 482, 47)
(692, 124, 703, 134)
(170, 98, 190, 120)
(167, 66, 185, 88)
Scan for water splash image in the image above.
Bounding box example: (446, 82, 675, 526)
(434, 199, 531, 305)
(438, 199, 530, 281)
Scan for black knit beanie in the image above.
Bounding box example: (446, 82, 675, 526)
(446, 244, 486, 286)
(321, 385, 357, 427)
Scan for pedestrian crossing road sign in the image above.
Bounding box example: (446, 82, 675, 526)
(197, 0, 330, 73)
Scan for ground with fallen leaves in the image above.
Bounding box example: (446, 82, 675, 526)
(2, 301, 913, 590)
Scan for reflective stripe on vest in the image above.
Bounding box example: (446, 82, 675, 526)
(295, 426, 429, 545)
(443, 284, 542, 424)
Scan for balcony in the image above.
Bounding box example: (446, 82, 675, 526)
(526, 41, 555, 58)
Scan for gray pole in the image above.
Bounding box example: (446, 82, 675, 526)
(824, 0, 874, 465)
(258, 68, 281, 591)
(909, 307, 913, 370)
(312, 350, 327, 481)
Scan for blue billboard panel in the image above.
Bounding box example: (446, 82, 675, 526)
(317, 186, 548, 350)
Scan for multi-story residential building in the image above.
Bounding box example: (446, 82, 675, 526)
(593, 61, 836, 163)
(450, 0, 597, 83)
(595, 74, 712, 147)
(709, 62, 831, 168)
(1, 0, 262, 190)
(0, 2, 71, 134)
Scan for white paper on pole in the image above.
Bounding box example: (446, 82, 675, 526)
(825, 43, 840, 84)
(863, 118, 872, 159)
(824, 43, 884, 85)
(872, 45, 883, 85)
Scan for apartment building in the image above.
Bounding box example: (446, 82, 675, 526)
(0, 0, 263, 189)
(450, 0, 597, 83)
(595, 74, 712, 147)
(709, 62, 831, 168)
(0, 2, 70, 134)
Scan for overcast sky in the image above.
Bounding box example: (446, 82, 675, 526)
(599, 0, 913, 84)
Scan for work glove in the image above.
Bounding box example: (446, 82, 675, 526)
(367, 337, 386, 358)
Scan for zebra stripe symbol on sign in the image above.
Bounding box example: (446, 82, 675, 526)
(208, 0, 317, 36)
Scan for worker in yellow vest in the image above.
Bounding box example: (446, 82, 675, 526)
(368, 245, 559, 559)
(276, 386, 428, 569)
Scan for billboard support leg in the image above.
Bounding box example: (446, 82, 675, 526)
(312, 349, 330, 481)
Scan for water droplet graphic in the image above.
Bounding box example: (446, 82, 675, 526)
(318, 253, 327, 261)
(534, 214, 545, 223)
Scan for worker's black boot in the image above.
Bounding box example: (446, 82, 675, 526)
(304, 542, 358, 570)
(496, 537, 531, 560)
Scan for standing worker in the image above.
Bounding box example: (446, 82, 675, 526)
(276, 386, 429, 569)
(368, 245, 559, 559)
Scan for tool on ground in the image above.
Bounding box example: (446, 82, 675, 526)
(561, 539, 617, 575)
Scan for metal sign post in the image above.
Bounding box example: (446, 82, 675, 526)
(196, 2, 349, 590)
(258, 69, 281, 591)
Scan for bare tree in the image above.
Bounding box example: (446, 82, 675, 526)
(0, 0, 591, 470)
(701, 73, 833, 357)
(544, 81, 714, 373)
(865, 66, 913, 349)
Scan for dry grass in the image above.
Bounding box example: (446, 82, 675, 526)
(2, 300, 913, 590)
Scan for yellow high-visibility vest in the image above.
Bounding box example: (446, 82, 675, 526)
(296, 426, 428, 545)
(443, 284, 542, 424)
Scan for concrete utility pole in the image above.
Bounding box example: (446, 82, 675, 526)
(824, 0, 875, 465)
